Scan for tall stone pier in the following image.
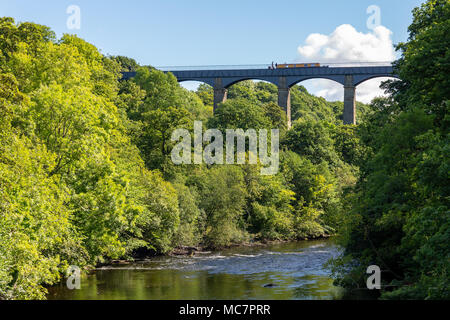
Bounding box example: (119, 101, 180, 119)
(277, 77, 292, 129)
(213, 78, 227, 111)
(344, 75, 356, 125)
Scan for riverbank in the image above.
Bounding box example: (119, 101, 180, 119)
(106, 235, 334, 266)
(170, 235, 332, 256)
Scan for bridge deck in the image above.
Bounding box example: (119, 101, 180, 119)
(122, 65, 396, 88)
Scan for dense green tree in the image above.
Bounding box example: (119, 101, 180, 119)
(196, 83, 213, 107)
(262, 102, 288, 131)
(0, 19, 185, 298)
(133, 67, 182, 110)
(227, 80, 259, 103)
(331, 125, 366, 166)
(290, 85, 340, 123)
(282, 120, 340, 166)
(198, 166, 248, 248)
(333, 0, 450, 300)
(131, 170, 180, 254)
(207, 98, 272, 131)
(171, 182, 203, 247)
(0, 71, 91, 299)
(179, 88, 213, 122)
(243, 164, 295, 240)
(279, 151, 341, 237)
(111, 55, 140, 72)
(390, 0, 450, 124)
(0, 17, 55, 64)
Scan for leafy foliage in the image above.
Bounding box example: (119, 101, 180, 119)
(332, 0, 449, 300)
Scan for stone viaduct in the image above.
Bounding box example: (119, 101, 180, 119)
(122, 65, 398, 128)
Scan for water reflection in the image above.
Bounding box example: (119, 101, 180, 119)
(48, 239, 344, 300)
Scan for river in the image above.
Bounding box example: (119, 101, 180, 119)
(48, 239, 344, 300)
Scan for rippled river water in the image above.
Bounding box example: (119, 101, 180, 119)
(48, 239, 344, 300)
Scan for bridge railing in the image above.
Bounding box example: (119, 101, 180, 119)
(156, 61, 394, 71)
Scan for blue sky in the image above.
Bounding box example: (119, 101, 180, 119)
(1, 0, 423, 66)
(1, 0, 424, 102)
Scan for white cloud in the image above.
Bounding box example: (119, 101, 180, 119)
(297, 24, 396, 103)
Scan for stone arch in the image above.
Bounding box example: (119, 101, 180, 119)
(178, 80, 213, 92)
(177, 78, 216, 87)
(353, 74, 399, 87)
(287, 75, 346, 88)
(222, 77, 279, 88)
